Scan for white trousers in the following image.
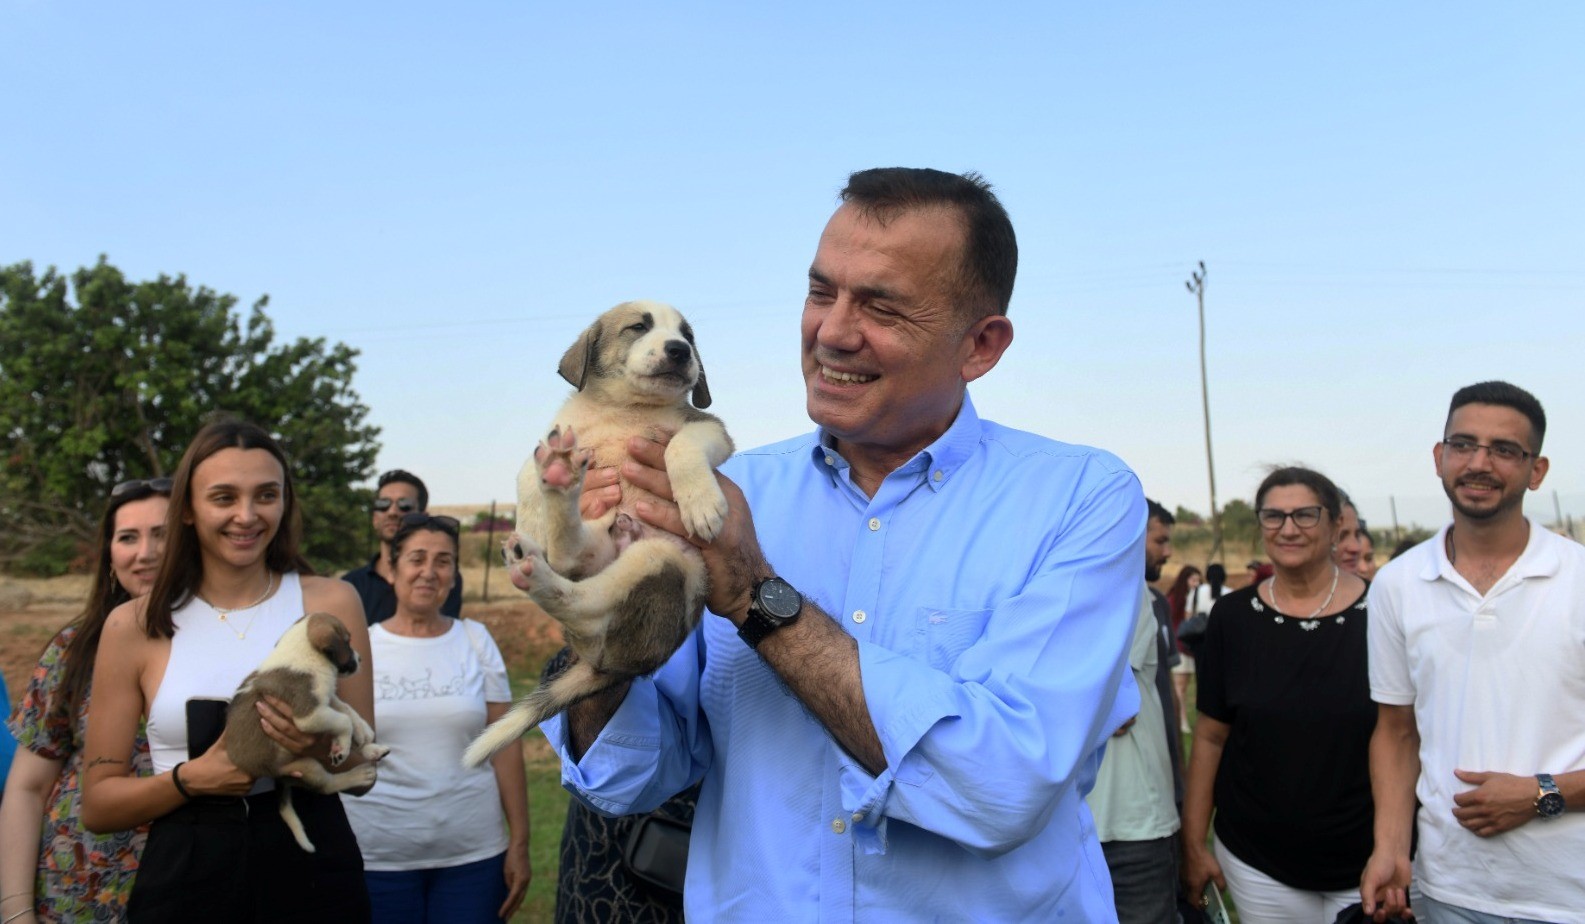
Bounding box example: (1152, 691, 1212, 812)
(1214, 837, 1357, 924)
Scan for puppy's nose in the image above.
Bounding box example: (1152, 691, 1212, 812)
(664, 340, 692, 364)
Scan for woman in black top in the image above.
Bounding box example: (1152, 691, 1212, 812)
(1181, 467, 1374, 923)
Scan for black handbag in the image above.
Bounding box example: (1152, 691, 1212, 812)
(621, 812, 691, 896)
(1176, 611, 1210, 658)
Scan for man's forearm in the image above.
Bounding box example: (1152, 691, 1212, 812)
(758, 603, 886, 775)
(567, 681, 632, 761)
(1370, 706, 1421, 855)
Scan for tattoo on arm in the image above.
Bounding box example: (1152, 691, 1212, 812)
(85, 755, 130, 773)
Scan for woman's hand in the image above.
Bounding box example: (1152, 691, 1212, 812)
(183, 734, 257, 798)
(497, 839, 531, 919)
(1180, 841, 1225, 910)
(256, 695, 331, 762)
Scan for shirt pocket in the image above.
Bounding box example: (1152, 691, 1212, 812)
(917, 606, 993, 671)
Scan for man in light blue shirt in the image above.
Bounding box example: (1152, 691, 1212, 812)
(540, 167, 1144, 921)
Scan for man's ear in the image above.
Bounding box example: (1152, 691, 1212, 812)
(558, 321, 601, 390)
(960, 315, 1015, 384)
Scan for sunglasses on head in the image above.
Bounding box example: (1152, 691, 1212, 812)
(111, 477, 174, 500)
(399, 512, 460, 535)
(372, 497, 419, 513)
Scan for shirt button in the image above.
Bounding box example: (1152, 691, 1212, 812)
(831, 818, 847, 834)
(868, 517, 881, 531)
(933, 470, 943, 482)
(851, 811, 865, 823)
(824, 454, 835, 466)
(852, 610, 866, 624)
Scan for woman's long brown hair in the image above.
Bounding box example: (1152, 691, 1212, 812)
(142, 417, 312, 639)
(52, 481, 171, 741)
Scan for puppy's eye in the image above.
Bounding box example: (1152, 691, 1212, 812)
(625, 322, 649, 333)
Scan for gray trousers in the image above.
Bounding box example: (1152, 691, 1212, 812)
(1101, 835, 1180, 924)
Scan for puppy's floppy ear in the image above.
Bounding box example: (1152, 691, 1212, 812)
(691, 362, 712, 409)
(558, 321, 601, 390)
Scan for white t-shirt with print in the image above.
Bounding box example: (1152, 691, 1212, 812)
(344, 619, 513, 870)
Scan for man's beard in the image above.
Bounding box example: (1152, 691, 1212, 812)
(1444, 476, 1522, 521)
(1145, 563, 1163, 582)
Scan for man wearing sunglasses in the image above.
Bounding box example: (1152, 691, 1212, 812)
(1362, 381, 1585, 924)
(341, 469, 464, 624)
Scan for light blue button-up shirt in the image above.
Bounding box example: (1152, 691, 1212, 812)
(543, 395, 1144, 921)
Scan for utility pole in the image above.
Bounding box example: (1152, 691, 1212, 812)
(1186, 261, 1222, 564)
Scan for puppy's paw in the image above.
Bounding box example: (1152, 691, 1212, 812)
(672, 467, 729, 541)
(503, 535, 550, 593)
(360, 742, 391, 762)
(535, 427, 594, 493)
(343, 762, 379, 788)
(329, 735, 351, 767)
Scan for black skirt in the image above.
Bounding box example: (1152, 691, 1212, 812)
(129, 788, 371, 923)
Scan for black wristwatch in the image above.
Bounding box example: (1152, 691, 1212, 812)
(1536, 773, 1566, 818)
(737, 577, 804, 649)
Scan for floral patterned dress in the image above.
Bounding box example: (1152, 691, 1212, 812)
(6, 625, 151, 923)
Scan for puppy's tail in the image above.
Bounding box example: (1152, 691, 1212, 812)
(462, 659, 613, 767)
(278, 785, 317, 853)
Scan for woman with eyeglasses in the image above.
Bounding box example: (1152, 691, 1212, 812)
(1181, 466, 1375, 923)
(1, 478, 170, 924)
(79, 418, 376, 923)
(341, 513, 530, 923)
(341, 470, 465, 625)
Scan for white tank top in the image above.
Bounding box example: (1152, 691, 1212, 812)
(146, 571, 307, 774)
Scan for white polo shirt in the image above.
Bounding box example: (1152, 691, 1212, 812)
(1368, 520, 1585, 922)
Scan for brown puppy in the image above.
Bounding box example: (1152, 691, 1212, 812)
(224, 612, 389, 852)
(463, 300, 732, 767)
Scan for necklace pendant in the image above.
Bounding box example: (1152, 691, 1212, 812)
(1300, 619, 1320, 631)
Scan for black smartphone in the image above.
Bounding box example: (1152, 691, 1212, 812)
(185, 696, 231, 759)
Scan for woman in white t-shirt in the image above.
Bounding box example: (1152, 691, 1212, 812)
(343, 513, 530, 923)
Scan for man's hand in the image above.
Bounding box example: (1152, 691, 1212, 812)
(579, 465, 621, 519)
(1112, 716, 1137, 737)
(1359, 848, 1413, 921)
(624, 434, 770, 621)
(1452, 769, 1537, 837)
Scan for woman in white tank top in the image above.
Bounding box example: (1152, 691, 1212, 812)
(79, 418, 377, 923)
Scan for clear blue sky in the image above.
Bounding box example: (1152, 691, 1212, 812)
(4, 1, 1581, 535)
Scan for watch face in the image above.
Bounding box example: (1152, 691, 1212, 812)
(1538, 792, 1566, 818)
(758, 578, 803, 620)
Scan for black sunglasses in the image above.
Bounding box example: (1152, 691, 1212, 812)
(399, 512, 460, 535)
(372, 497, 419, 513)
(111, 477, 173, 500)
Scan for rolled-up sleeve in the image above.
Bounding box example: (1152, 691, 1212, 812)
(542, 630, 713, 816)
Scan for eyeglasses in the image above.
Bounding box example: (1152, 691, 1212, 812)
(111, 477, 173, 500)
(1257, 506, 1324, 530)
(1441, 438, 1533, 464)
(399, 512, 460, 535)
(372, 497, 418, 513)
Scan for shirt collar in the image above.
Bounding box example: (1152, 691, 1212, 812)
(806, 392, 983, 493)
(1421, 518, 1561, 583)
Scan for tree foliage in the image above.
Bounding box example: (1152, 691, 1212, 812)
(0, 257, 380, 574)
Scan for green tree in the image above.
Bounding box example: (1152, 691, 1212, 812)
(1220, 498, 1259, 546)
(0, 257, 380, 574)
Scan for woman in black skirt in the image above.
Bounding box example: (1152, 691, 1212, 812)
(81, 418, 376, 923)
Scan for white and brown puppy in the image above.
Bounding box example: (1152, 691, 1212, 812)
(463, 300, 733, 767)
(225, 611, 390, 852)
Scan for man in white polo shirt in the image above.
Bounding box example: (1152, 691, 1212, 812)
(1361, 381, 1585, 923)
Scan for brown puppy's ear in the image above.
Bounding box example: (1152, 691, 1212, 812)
(691, 362, 712, 409)
(558, 321, 601, 390)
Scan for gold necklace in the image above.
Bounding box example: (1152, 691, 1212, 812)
(203, 573, 275, 640)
